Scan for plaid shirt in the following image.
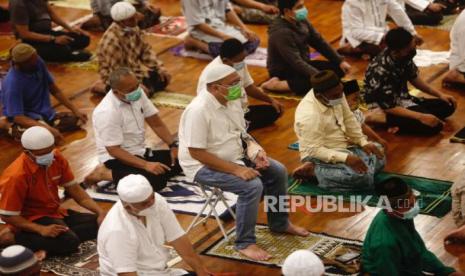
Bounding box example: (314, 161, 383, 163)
(363, 49, 418, 109)
(97, 22, 160, 85)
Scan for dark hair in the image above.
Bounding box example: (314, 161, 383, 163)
(385, 27, 414, 51)
(220, 39, 245, 59)
(278, 0, 299, 14)
(375, 177, 410, 198)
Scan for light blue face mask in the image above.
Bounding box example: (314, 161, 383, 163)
(33, 151, 54, 167)
(322, 94, 342, 107)
(398, 201, 420, 220)
(233, 61, 245, 71)
(125, 87, 143, 102)
(295, 7, 308, 21)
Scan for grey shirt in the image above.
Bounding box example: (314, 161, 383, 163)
(9, 0, 52, 35)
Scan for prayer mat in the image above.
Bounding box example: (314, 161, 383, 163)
(150, 91, 194, 109)
(202, 225, 362, 276)
(418, 14, 458, 31)
(288, 173, 452, 218)
(451, 126, 465, 143)
(87, 175, 238, 219)
(51, 54, 99, 71)
(49, 0, 91, 10)
(266, 91, 303, 101)
(149, 16, 188, 39)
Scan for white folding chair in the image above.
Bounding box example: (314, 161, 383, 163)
(186, 182, 236, 242)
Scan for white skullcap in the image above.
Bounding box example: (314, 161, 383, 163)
(111, 1, 136, 21)
(117, 174, 153, 203)
(282, 250, 325, 276)
(21, 126, 55, 150)
(0, 245, 37, 274)
(205, 63, 237, 84)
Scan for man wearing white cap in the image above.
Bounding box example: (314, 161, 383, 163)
(0, 126, 106, 255)
(0, 245, 46, 275)
(282, 250, 325, 276)
(94, 1, 170, 95)
(98, 174, 212, 276)
(179, 63, 309, 261)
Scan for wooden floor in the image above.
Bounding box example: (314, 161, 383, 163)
(1, 0, 465, 275)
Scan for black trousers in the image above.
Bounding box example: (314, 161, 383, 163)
(406, 5, 443, 26)
(277, 60, 345, 95)
(104, 149, 182, 191)
(143, 70, 169, 96)
(24, 31, 90, 62)
(386, 98, 455, 136)
(15, 210, 98, 256)
(0, 7, 9, 23)
(245, 105, 280, 131)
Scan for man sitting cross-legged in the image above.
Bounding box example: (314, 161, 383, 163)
(364, 27, 456, 136)
(294, 70, 386, 192)
(0, 126, 106, 256)
(86, 67, 181, 191)
(362, 177, 459, 275)
(443, 9, 465, 89)
(98, 174, 213, 276)
(179, 63, 309, 261)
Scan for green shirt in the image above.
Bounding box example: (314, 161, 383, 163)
(362, 210, 455, 276)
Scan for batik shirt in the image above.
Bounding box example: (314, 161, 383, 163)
(363, 49, 418, 110)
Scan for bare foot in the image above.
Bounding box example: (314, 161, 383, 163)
(0, 227, 15, 247)
(84, 164, 112, 187)
(292, 162, 315, 180)
(238, 244, 272, 261)
(388, 126, 399, 134)
(285, 222, 309, 237)
(260, 77, 290, 93)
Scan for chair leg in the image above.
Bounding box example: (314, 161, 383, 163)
(186, 192, 213, 232)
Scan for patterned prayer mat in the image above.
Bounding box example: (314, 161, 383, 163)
(49, 0, 91, 10)
(149, 16, 188, 39)
(203, 225, 362, 276)
(151, 91, 194, 109)
(288, 173, 452, 218)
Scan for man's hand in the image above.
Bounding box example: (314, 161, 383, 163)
(414, 35, 424, 46)
(144, 162, 171, 175)
(242, 28, 258, 42)
(170, 147, 178, 166)
(339, 61, 352, 74)
(270, 98, 284, 115)
(345, 154, 368, 174)
(427, 3, 446, 12)
(362, 143, 384, 159)
(158, 67, 172, 84)
(39, 224, 69, 238)
(232, 166, 260, 180)
(418, 113, 444, 128)
(439, 93, 457, 109)
(253, 150, 270, 170)
(74, 110, 88, 124)
(55, 35, 74, 45)
(260, 4, 279, 14)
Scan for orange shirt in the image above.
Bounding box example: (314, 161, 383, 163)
(0, 149, 75, 223)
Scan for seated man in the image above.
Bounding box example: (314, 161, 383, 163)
(362, 177, 457, 275)
(9, 0, 90, 62)
(88, 67, 181, 191)
(339, 0, 419, 57)
(443, 9, 465, 88)
(364, 27, 456, 136)
(181, 0, 260, 57)
(231, 0, 279, 24)
(95, 2, 170, 95)
(82, 0, 161, 31)
(2, 44, 88, 142)
(294, 70, 385, 192)
(0, 127, 106, 255)
(179, 63, 309, 261)
(98, 174, 212, 276)
(263, 0, 351, 95)
(0, 245, 46, 275)
(197, 38, 283, 131)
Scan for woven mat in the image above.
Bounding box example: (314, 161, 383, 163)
(203, 225, 362, 276)
(151, 91, 194, 109)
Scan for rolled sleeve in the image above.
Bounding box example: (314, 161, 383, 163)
(93, 110, 124, 147)
(141, 92, 158, 118)
(156, 194, 185, 242)
(183, 108, 208, 149)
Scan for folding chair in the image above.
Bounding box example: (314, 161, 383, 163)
(186, 182, 236, 242)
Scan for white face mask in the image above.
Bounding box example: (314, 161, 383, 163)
(30, 151, 55, 167)
(321, 94, 342, 107)
(233, 61, 245, 71)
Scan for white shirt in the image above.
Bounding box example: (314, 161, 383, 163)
(399, 0, 432, 11)
(341, 0, 416, 48)
(197, 56, 254, 111)
(93, 90, 158, 163)
(179, 90, 246, 181)
(294, 91, 368, 164)
(450, 10, 465, 73)
(98, 193, 186, 276)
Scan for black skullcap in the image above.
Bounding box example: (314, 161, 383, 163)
(311, 70, 340, 94)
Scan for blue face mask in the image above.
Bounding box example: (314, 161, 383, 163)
(397, 201, 420, 220)
(33, 152, 54, 167)
(125, 87, 143, 102)
(233, 61, 245, 71)
(295, 7, 308, 21)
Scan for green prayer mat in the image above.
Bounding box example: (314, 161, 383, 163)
(203, 225, 363, 276)
(151, 91, 194, 109)
(288, 172, 452, 218)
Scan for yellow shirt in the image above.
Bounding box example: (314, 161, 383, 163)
(294, 90, 368, 164)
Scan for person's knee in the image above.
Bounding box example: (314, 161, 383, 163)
(241, 179, 264, 199)
(73, 34, 90, 49)
(50, 231, 81, 255)
(146, 174, 167, 192)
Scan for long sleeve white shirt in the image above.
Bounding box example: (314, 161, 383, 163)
(450, 10, 465, 72)
(341, 0, 416, 48)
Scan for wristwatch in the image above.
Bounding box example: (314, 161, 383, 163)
(50, 35, 56, 43)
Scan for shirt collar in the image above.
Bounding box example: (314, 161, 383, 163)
(309, 90, 329, 113)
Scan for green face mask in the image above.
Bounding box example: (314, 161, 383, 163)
(225, 83, 242, 101)
(125, 87, 143, 102)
